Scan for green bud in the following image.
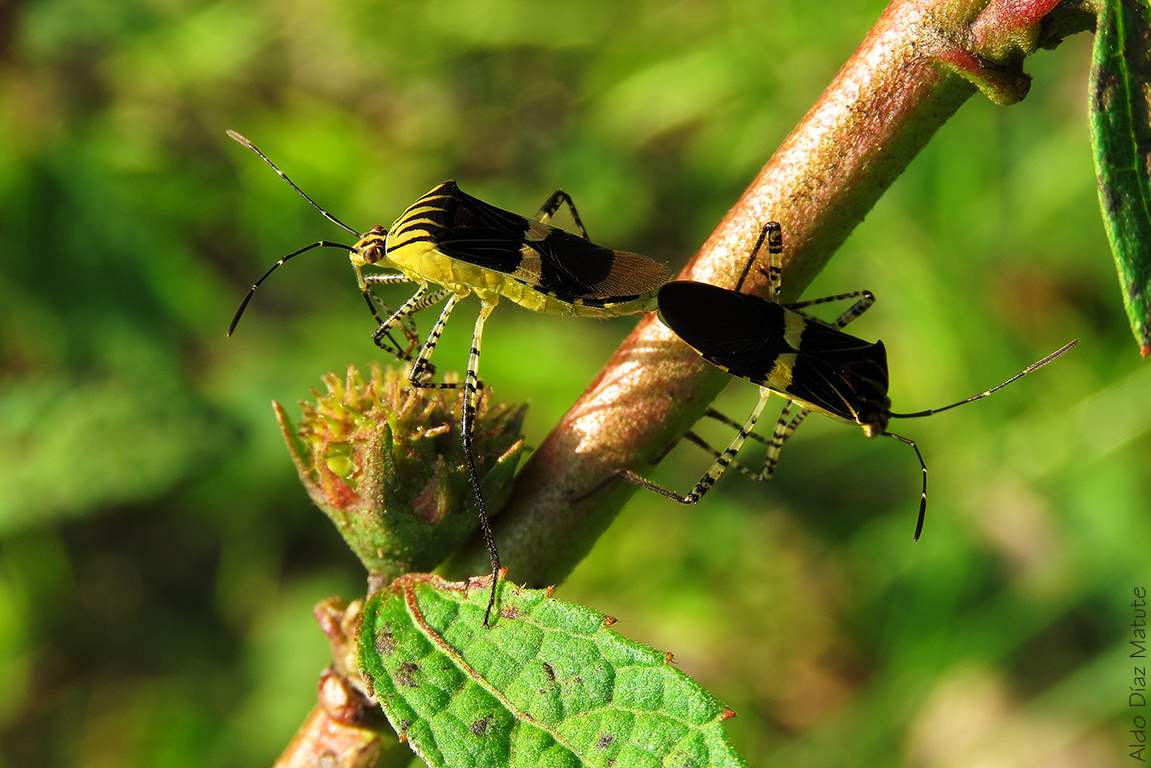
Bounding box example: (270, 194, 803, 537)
(275, 364, 527, 584)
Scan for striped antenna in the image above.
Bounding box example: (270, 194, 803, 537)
(227, 130, 361, 237)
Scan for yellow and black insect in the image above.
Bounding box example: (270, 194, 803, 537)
(607, 222, 1076, 540)
(226, 131, 671, 623)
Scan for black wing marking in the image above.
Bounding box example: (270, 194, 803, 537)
(431, 183, 670, 300)
(659, 281, 795, 368)
(432, 182, 530, 274)
(659, 281, 890, 423)
(786, 339, 889, 424)
(528, 233, 671, 298)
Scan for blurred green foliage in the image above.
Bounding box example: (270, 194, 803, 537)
(0, 0, 1143, 766)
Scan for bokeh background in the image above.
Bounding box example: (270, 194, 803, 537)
(0, 0, 1145, 765)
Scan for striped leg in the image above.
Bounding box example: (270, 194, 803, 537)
(735, 222, 784, 295)
(362, 273, 422, 359)
(361, 292, 420, 360)
(685, 401, 810, 482)
(786, 290, 875, 330)
(368, 284, 428, 364)
(405, 287, 452, 314)
(456, 303, 503, 626)
(733, 221, 874, 332)
(606, 386, 773, 505)
(397, 295, 502, 622)
(534, 191, 590, 240)
(406, 293, 469, 389)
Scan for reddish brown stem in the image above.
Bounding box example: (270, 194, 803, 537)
(273, 599, 410, 768)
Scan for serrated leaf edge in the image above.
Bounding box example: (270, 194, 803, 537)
(396, 575, 736, 750)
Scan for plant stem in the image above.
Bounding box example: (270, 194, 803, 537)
(273, 599, 410, 768)
(447, 0, 1091, 588)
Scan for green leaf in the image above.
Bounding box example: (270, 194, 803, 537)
(358, 574, 746, 768)
(1090, 0, 1151, 355)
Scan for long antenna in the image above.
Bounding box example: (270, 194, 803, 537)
(226, 130, 366, 336)
(885, 432, 927, 541)
(884, 338, 1077, 542)
(227, 240, 356, 336)
(227, 130, 361, 237)
(889, 339, 1078, 420)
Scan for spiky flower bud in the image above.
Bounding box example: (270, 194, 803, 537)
(274, 364, 526, 584)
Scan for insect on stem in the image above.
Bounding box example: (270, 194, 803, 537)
(597, 220, 1078, 542)
(227, 131, 672, 624)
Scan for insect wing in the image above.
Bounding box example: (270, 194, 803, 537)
(438, 184, 670, 301)
(423, 181, 535, 274)
(786, 329, 890, 427)
(530, 234, 671, 299)
(659, 281, 794, 365)
(658, 281, 890, 424)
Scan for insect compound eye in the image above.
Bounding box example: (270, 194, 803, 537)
(368, 225, 386, 235)
(362, 243, 383, 264)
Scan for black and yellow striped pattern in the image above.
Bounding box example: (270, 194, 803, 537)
(589, 221, 885, 516)
(602, 219, 1072, 544)
(349, 181, 672, 623)
(353, 181, 670, 317)
(658, 281, 892, 431)
(227, 132, 672, 624)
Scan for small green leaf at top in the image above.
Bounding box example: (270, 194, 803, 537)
(1090, 0, 1151, 355)
(358, 573, 746, 768)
